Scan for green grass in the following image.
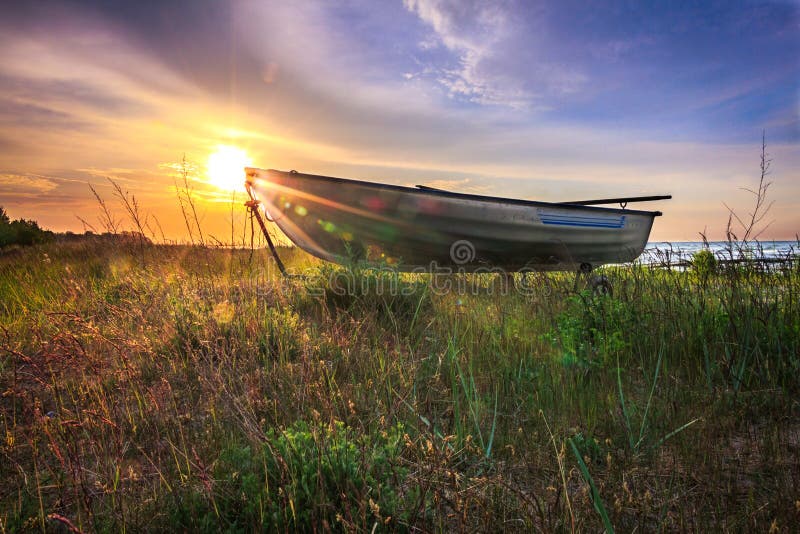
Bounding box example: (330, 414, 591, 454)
(1, 239, 798, 532)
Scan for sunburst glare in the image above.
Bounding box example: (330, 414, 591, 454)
(207, 145, 251, 191)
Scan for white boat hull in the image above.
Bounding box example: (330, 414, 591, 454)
(246, 168, 661, 272)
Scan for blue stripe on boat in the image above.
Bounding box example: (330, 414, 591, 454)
(539, 212, 626, 229)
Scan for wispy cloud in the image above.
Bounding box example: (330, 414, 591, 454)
(403, 0, 586, 108)
(0, 98, 91, 131)
(0, 173, 59, 194)
(404, 0, 531, 107)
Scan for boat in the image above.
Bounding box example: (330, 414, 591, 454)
(244, 168, 669, 273)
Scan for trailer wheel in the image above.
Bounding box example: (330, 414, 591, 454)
(591, 275, 613, 297)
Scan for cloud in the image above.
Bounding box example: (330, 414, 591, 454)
(404, 0, 528, 106)
(403, 0, 586, 108)
(0, 98, 90, 131)
(235, 0, 439, 114)
(0, 13, 200, 140)
(0, 173, 60, 194)
(404, 0, 507, 52)
(1, 75, 153, 120)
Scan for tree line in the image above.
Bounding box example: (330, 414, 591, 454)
(0, 207, 53, 248)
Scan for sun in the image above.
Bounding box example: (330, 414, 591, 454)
(207, 145, 252, 191)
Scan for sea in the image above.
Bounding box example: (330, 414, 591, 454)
(640, 240, 797, 265)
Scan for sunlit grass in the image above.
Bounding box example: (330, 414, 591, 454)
(0, 239, 798, 531)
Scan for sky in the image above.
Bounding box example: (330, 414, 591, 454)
(0, 0, 798, 242)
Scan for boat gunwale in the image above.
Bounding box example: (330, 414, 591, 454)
(246, 168, 664, 217)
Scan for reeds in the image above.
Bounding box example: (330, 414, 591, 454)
(1, 238, 797, 532)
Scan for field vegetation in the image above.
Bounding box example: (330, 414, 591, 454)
(2, 139, 798, 532)
(1, 234, 798, 532)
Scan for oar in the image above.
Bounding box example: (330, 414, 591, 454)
(558, 195, 672, 207)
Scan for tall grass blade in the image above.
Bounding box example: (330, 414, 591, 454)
(650, 418, 701, 451)
(569, 438, 615, 534)
(637, 344, 664, 448)
(616, 356, 634, 450)
(485, 387, 498, 458)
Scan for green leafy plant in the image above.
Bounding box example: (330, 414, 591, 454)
(692, 249, 718, 282)
(546, 292, 636, 369)
(171, 420, 414, 531)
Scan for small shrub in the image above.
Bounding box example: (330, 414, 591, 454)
(546, 293, 636, 368)
(692, 249, 717, 280)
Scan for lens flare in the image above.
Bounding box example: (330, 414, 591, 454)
(207, 145, 251, 191)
